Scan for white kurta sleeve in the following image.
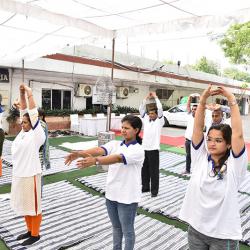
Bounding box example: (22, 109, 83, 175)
(28, 108, 45, 148)
(139, 100, 147, 118)
(20, 109, 28, 120)
(155, 97, 163, 118)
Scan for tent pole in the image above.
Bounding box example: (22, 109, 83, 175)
(106, 38, 115, 131)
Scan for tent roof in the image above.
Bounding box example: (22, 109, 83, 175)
(0, 0, 249, 64)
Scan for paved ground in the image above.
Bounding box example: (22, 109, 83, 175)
(161, 114, 250, 143)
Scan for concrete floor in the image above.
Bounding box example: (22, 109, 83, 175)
(161, 114, 250, 143)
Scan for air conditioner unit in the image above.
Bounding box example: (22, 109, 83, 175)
(117, 87, 129, 99)
(77, 84, 92, 97)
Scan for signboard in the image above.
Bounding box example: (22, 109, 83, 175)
(0, 69, 9, 83)
(92, 86, 116, 105)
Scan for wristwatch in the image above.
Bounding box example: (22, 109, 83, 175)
(95, 158, 100, 166)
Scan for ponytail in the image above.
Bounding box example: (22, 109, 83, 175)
(218, 148, 230, 168)
(136, 134, 142, 145)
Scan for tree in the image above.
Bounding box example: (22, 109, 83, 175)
(223, 68, 250, 82)
(220, 21, 250, 64)
(162, 60, 175, 65)
(194, 56, 220, 75)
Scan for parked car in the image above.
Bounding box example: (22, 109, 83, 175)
(163, 103, 230, 127)
(163, 103, 196, 127)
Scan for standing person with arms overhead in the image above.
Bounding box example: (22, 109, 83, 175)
(139, 92, 164, 197)
(206, 103, 231, 126)
(65, 115, 144, 250)
(10, 84, 45, 246)
(38, 109, 51, 171)
(179, 85, 247, 250)
(0, 104, 5, 176)
(183, 94, 198, 175)
(9, 105, 51, 177)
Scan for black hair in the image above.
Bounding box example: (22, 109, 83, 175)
(121, 115, 142, 144)
(38, 108, 46, 122)
(23, 113, 32, 125)
(208, 124, 232, 167)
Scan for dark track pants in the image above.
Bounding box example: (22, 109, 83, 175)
(185, 139, 191, 173)
(141, 150, 159, 195)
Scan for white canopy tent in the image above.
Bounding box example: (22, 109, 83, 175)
(0, 0, 249, 65)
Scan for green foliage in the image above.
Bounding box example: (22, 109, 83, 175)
(43, 105, 139, 116)
(194, 56, 220, 75)
(162, 60, 175, 65)
(241, 82, 249, 89)
(45, 109, 79, 116)
(220, 21, 250, 64)
(6, 105, 140, 123)
(44, 108, 103, 116)
(223, 68, 250, 82)
(113, 105, 139, 114)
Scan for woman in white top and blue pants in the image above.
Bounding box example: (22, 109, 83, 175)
(179, 85, 247, 250)
(65, 115, 144, 250)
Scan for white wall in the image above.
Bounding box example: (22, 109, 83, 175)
(9, 69, 87, 111)
(114, 85, 150, 109)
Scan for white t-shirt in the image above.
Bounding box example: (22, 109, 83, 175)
(11, 108, 46, 177)
(102, 140, 144, 204)
(139, 97, 164, 150)
(185, 114, 194, 140)
(179, 138, 247, 240)
(141, 115, 164, 150)
(185, 110, 215, 140)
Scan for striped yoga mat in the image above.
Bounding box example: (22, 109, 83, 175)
(69, 215, 188, 250)
(0, 181, 188, 250)
(0, 142, 77, 186)
(0, 181, 111, 250)
(0, 158, 78, 187)
(160, 151, 186, 171)
(78, 173, 250, 246)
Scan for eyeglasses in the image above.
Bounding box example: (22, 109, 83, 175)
(206, 136, 224, 144)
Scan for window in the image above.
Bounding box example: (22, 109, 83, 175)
(169, 107, 184, 113)
(156, 89, 174, 100)
(42, 89, 51, 110)
(52, 90, 61, 109)
(63, 91, 71, 109)
(42, 89, 71, 110)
